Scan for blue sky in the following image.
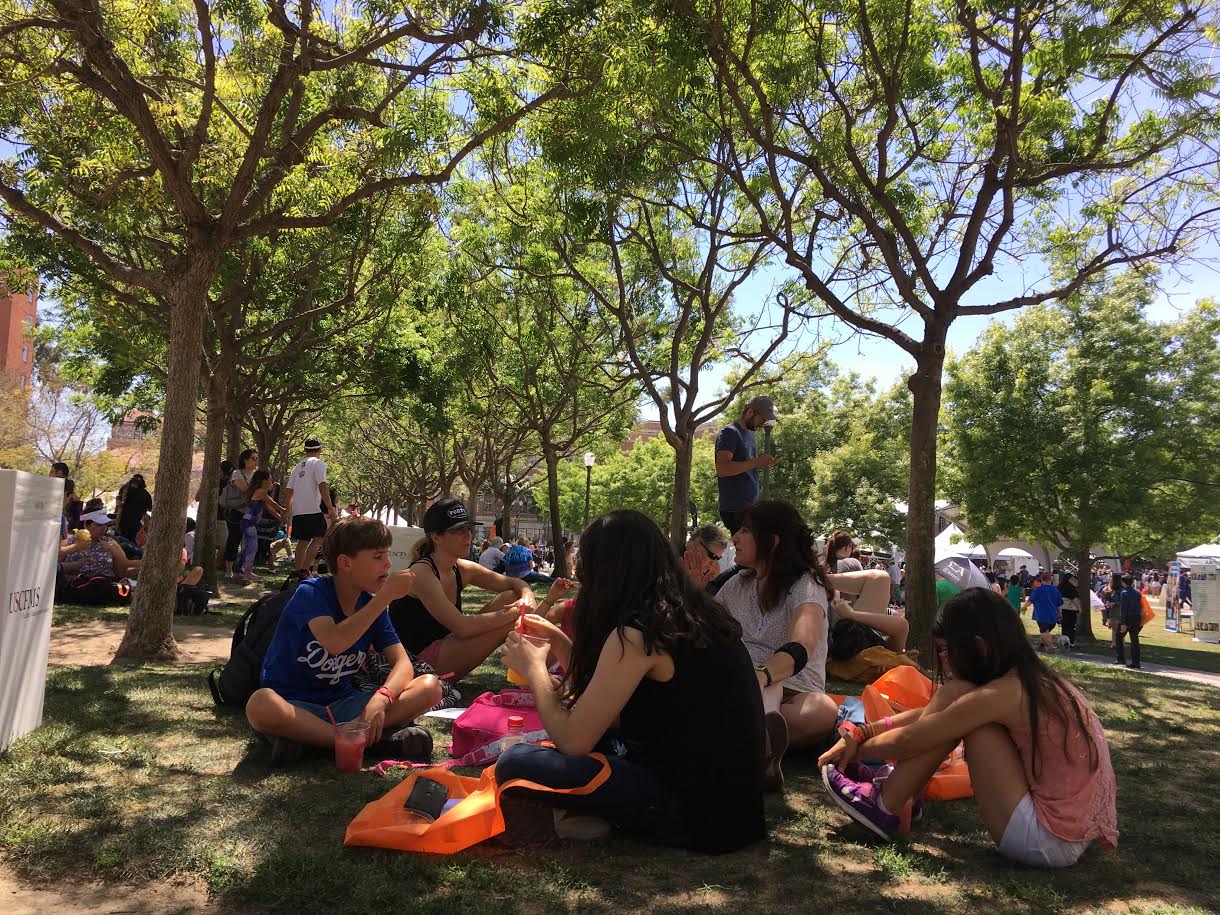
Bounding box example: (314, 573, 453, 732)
(641, 236, 1220, 421)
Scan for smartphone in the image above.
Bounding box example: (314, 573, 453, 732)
(403, 777, 449, 823)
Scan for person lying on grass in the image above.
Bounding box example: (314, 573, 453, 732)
(246, 516, 441, 766)
(819, 587, 1117, 868)
(495, 509, 765, 854)
(387, 498, 541, 681)
(715, 500, 836, 792)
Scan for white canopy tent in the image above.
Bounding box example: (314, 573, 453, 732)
(997, 547, 1035, 560)
(1177, 542, 1220, 566)
(933, 523, 985, 562)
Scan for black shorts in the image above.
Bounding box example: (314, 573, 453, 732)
(1037, 621, 1057, 633)
(291, 512, 327, 541)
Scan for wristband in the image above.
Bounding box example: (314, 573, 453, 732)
(375, 687, 397, 706)
(755, 665, 773, 687)
(838, 721, 866, 745)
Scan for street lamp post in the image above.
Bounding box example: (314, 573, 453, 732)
(761, 419, 776, 499)
(583, 451, 595, 529)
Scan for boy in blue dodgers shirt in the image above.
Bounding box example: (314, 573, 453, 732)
(247, 516, 442, 765)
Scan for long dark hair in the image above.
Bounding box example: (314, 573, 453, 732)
(738, 501, 832, 613)
(567, 510, 741, 697)
(933, 588, 1099, 777)
(825, 530, 854, 571)
(248, 469, 272, 493)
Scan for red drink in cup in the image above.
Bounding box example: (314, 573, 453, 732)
(333, 721, 370, 773)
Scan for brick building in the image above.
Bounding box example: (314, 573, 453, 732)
(0, 276, 38, 392)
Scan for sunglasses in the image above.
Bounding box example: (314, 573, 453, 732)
(702, 544, 724, 562)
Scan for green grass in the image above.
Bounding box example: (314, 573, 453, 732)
(1021, 597, 1220, 674)
(51, 571, 553, 631)
(2, 650, 1218, 914)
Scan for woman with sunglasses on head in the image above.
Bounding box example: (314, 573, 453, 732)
(496, 510, 764, 853)
(819, 587, 1117, 867)
(716, 500, 837, 792)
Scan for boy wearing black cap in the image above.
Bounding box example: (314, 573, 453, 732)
(284, 437, 335, 573)
(387, 498, 552, 680)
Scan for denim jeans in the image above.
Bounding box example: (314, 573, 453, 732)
(495, 743, 688, 842)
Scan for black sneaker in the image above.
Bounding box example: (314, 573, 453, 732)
(1112, 659, 1125, 665)
(762, 711, 789, 794)
(370, 725, 433, 761)
(269, 735, 306, 767)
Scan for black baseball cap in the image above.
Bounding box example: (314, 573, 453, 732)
(423, 498, 476, 534)
(303, 437, 322, 451)
(746, 395, 778, 421)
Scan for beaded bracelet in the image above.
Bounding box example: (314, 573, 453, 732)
(838, 721, 866, 745)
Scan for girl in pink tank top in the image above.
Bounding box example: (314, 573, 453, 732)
(818, 588, 1117, 867)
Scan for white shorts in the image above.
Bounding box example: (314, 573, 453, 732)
(997, 793, 1089, 868)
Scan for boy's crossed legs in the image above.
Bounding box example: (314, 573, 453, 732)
(247, 674, 442, 749)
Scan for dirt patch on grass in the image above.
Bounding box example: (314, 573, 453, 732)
(48, 621, 233, 667)
(0, 864, 214, 914)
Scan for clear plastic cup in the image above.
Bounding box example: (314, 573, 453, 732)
(333, 720, 370, 773)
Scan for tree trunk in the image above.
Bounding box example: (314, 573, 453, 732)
(669, 434, 694, 549)
(903, 339, 947, 664)
(543, 447, 567, 577)
(113, 274, 211, 663)
(1075, 545, 1095, 641)
(224, 409, 242, 464)
(462, 475, 486, 519)
(501, 478, 515, 542)
(196, 356, 230, 595)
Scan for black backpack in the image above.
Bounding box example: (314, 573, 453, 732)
(828, 618, 886, 661)
(175, 583, 211, 616)
(207, 582, 299, 709)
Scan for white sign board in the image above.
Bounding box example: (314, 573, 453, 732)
(0, 470, 62, 751)
(388, 526, 426, 573)
(1190, 562, 1220, 644)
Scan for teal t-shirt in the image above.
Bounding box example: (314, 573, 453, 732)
(1006, 585, 1023, 611)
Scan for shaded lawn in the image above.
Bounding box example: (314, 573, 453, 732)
(50, 574, 551, 633)
(1, 656, 1217, 915)
(1021, 603, 1220, 674)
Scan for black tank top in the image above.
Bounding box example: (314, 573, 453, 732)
(618, 637, 765, 854)
(387, 556, 463, 654)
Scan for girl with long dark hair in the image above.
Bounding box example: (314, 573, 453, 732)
(496, 510, 764, 854)
(819, 588, 1117, 867)
(234, 470, 283, 582)
(716, 501, 838, 791)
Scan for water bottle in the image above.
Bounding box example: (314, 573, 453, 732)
(495, 717, 529, 761)
(498, 715, 527, 754)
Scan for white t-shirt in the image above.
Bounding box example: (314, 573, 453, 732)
(287, 456, 328, 516)
(718, 570, 829, 694)
(478, 546, 505, 569)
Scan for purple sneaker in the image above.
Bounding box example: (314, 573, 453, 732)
(845, 762, 924, 823)
(821, 764, 908, 840)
